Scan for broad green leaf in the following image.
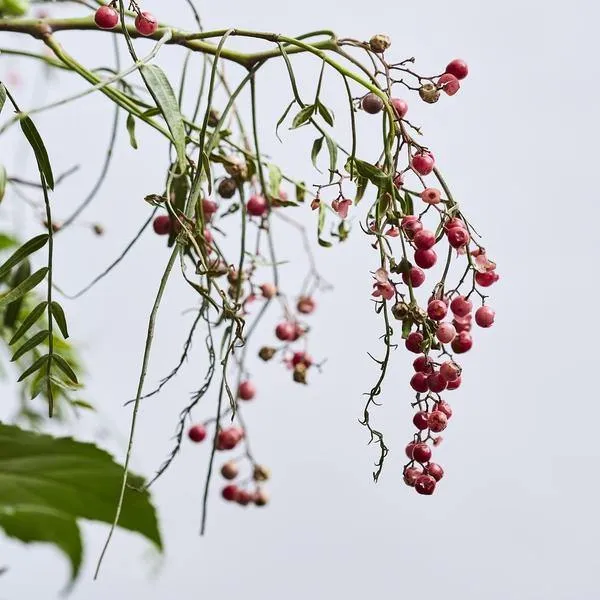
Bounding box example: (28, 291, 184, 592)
(317, 101, 334, 126)
(140, 64, 187, 173)
(0, 83, 6, 114)
(50, 301, 69, 339)
(52, 354, 78, 384)
(275, 99, 296, 142)
(19, 115, 54, 190)
(126, 114, 138, 150)
(354, 176, 368, 205)
(291, 104, 315, 129)
(0, 267, 48, 311)
(11, 330, 49, 362)
(317, 201, 332, 248)
(18, 354, 49, 382)
(0, 424, 162, 582)
(0, 164, 6, 203)
(267, 163, 282, 199)
(311, 136, 324, 172)
(0, 234, 48, 280)
(324, 133, 337, 182)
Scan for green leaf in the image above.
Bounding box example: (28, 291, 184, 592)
(267, 163, 282, 199)
(126, 114, 138, 150)
(354, 176, 368, 205)
(52, 354, 78, 384)
(140, 64, 187, 173)
(0, 233, 18, 252)
(201, 152, 212, 195)
(0, 267, 48, 310)
(403, 190, 414, 216)
(72, 400, 96, 412)
(0, 83, 6, 114)
(317, 101, 334, 126)
(295, 182, 306, 203)
(317, 201, 332, 248)
(11, 330, 50, 362)
(0, 164, 6, 204)
(0, 424, 162, 582)
(18, 353, 49, 382)
(141, 107, 161, 118)
(324, 133, 337, 182)
(311, 136, 324, 172)
(275, 99, 296, 142)
(291, 104, 315, 129)
(3, 261, 31, 327)
(50, 301, 69, 339)
(19, 115, 54, 190)
(0, 234, 48, 280)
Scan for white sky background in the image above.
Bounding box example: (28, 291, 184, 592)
(1, 0, 599, 598)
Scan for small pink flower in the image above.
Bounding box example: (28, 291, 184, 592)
(371, 268, 395, 301)
(332, 198, 352, 219)
(385, 226, 400, 237)
(473, 250, 496, 273)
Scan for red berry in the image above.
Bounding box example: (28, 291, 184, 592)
(222, 484, 238, 501)
(446, 376, 462, 391)
(401, 215, 423, 237)
(411, 152, 435, 176)
(447, 227, 470, 248)
(450, 296, 472, 318)
(425, 463, 444, 481)
(440, 361, 461, 381)
(275, 322, 295, 341)
(202, 198, 218, 218)
(152, 215, 171, 235)
(445, 59, 469, 80)
(292, 351, 312, 368)
(291, 323, 305, 341)
(438, 72, 460, 96)
(427, 300, 448, 321)
(188, 424, 207, 443)
(217, 428, 239, 450)
(247, 195, 268, 217)
(420, 188, 441, 205)
(475, 270, 500, 287)
(405, 332, 424, 353)
(410, 372, 429, 393)
(221, 461, 239, 480)
(475, 306, 495, 328)
(413, 229, 436, 250)
(415, 474, 436, 495)
(95, 5, 119, 29)
(413, 355, 433, 373)
(412, 442, 432, 463)
(405, 442, 416, 459)
(444, 217, 465, 230)
(135, 11, 158, 36)
(403, 466, 422, 487)
(391, 98, 408, 118)
(414, 248, 437, 269)
(361, 93, 384, 114)
(436, 322, 457, 344)
(413, 411, 430, 430)
(436, 401, 453, 419)
(402, 267, 426, 288)
(236, 489, 253, 506)
(238, 380, 256, 401)
(428, 410, 448, 433)
(427, 371, 448, 393)
(453, 317, 472, 333)
(297, 296, 316, 314)
(451, 331, 473, 354)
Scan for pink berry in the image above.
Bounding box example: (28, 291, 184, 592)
(297, 296, 316, 314)
(426, 463, 444, 481)
(260, 283, 277, 298)
(412, 442, 432, 463)
(222, 484, 238, 501)
(188, 424, 207, 443)
(427, 300, 448, 321)
(410, 372, 429, 393)
(444, 217, 465, 230)
(238, 380, 256, 401)
(401, 215, 423, 238)
(445, 59, 469, 80)
(428, 410, 448, 433)
(436, 401, 453, 419)
(414, 248, 437, 269)
(413, 229, 436, 250)
(476, 270, 500, 287)
(291, 323, 305, 341)
(475, 306, 495, 328)
(402, 267, 426, 288)
(413, 355, 433, 373)
(153, 215, 171, 235)
(438, 72, 460, 96)
(411, 152, 435, 176)
(135, 11, 158, 36)
(95, 5, 119, 29)
(275, 322, 295, 341)
(405, 442, 416, 459)
(450, 296, 472, 318)
(391, 98, 408, 118)
(451, 331, 473, 354)
(447, 227, 470, 248)
(446, 376, 462, 391)
(403, 466, 422, 487)
(202, 198, 218, 218)
(415, 474, 436, 495)
(236, 489, 253, 506)
(453, 317, 472, 333)
(361, 93, 384, 114)
(247, 195, 268, 217)
(405, 332, 424, 354)
(436, 322, 457, 344)
(217, 428, 239, 450)
(440, 361, 461, 382)
(413, 411, 430, 430)
(420, 188, 441, 205)
(427, 371, 448, 393)
(292, 351, 312, 368)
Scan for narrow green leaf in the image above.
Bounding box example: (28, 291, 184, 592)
(291, 104, 315, 129)
(404, 191, 414, 216)
(142, 107, 161, 118)
(317, 202, 332, 248)
(267, 164, 283, 199)
(3, 261, 31, 328)
(0, 164, 6, 203)
(317, 101, 335, 126)
(0, 234, 48, 280)
(201, 152, 212, 195)
(0, 267, 48, 310)
(140, 64, 187, 173)
(72, 400, 96, 412)
(275, 99, 296, 142)
(354, 176, 368, 205)
(0, 83, 6, 114)
(18, 354, 50, 382)
(402, 318, 413, 339)
(52, 355, 78, 384)
(295, 182, 306, 203)
(126, 114, 138, 150)
(19, 115, 54, 190)
(0, 233, 18, 253)
(311, 136, 324, 172)
(11, 330, 50, 362)
(50, 301, 69, 339)
(324, 134, 337, 182)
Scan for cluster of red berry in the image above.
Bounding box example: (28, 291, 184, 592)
(94, 2, 158, 36)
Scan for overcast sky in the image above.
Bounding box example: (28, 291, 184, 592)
(1, 0, 599, 598)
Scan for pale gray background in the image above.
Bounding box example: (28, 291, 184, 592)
(1, 0, 599, 598)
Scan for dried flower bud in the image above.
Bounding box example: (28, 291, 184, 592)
(258, 346, 277, 361)
(293, 363, 308, 384)
(369, 34, 391, 53)
(43, 220, 61, 233)
(419, 83, 440, 104)
(392, 301, 410, 320)
(217, 177, 237, 199)
(224, 156, 248, 180)
(254, 488, 269, 506)
(92, 224, 105, 236)
(208, 108, 220, 128)
(253, 464, 271, 482)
